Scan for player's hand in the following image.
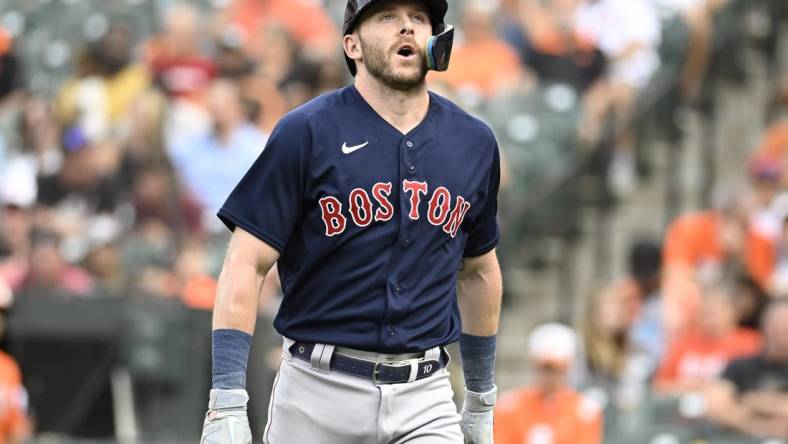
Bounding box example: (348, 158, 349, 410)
(200, 389, 252, 444)
(460, 386, 497, 444)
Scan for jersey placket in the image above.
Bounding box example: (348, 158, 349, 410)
(381, 134, 421, 349)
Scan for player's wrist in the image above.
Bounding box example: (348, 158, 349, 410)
(212, 329, 252, 390)
(459, 333, 497, 393)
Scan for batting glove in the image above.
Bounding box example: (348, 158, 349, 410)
(460, 385, 497, 444)
(200, 389, 252, 444)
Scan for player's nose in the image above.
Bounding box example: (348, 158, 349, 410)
(400, 19, 415, 35)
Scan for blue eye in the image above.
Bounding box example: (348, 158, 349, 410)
(412, 15, 426, 22)
(380, 14, 395, 21)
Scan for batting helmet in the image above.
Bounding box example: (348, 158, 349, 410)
(343, 0, 454, 76)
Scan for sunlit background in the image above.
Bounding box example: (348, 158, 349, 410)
(0, 0, 786, 442)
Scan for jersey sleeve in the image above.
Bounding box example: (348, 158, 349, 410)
(463, 140, 501, 257)
(217, 113, 311, 253)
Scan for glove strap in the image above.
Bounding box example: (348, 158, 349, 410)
(208, 388, 249, 410)
(464, 385, 497, 412)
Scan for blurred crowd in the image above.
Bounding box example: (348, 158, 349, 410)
(0, 0, 785, 442)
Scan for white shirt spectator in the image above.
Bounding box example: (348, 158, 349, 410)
(576, 0, 662, 89)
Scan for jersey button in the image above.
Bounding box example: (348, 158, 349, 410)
(408, 164, 415, 172)
(393, 284, 401, 294)
(389, 329, 395, 336)
(403, 236, 411, 247)
(406, 140, 414, 148)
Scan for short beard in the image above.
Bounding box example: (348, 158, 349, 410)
(359, 37, 427, 92)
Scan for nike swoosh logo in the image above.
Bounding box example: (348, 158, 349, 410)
(341, 141, 369, 154)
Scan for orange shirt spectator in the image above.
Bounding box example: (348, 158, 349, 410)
(498, 323, 603, 444)
(0, 351, 29, 444)
(224, 0, 338, 56)
(494, 388, 602, 444)
(662, 211, 774, 337)
(429, 1, 522, 97)
(656, 281, 762, 393)
(429, 38, 522, 97)
(655, 328, 761, 391)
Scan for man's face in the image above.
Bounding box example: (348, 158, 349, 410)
(355, 1, 433, 91)
(532, 359, 569, 393)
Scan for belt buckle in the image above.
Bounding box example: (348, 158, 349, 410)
(372, 360, 416, 385)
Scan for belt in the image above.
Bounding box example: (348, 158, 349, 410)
(288, 342, 448, 384)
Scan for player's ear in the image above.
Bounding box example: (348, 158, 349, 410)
(343, 33, 362, 64)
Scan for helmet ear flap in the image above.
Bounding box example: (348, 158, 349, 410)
(425, 24, 454, 72)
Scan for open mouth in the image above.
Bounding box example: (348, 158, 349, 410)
(396, 44, 417, 60)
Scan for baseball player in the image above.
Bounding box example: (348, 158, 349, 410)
(200, 0, 502, 442)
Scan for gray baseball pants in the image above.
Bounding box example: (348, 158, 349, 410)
(263, 337, 463, 443)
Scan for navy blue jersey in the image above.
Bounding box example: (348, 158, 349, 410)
(219, 85, 500, 353)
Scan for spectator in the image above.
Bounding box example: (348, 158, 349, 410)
(0, 170, 35, 292)
(144, 4, 216, 151)
(56, 22, 150, 141)
(175, 237, 218, 310)
(144, 3, 216, 101)
(0, 281, 31, 444)
(34, 125, 124, 262)
(582, 283, 652, 411)
(429, 0, 523, 100)
(214, 37, 254, 81)
(651, 0, 724, 101)
(116, 89, 169, 185)
(575, 0, 661, 195)
(654, 281, 761, 394)
(583, 284, 632, 387)
(575, 0, 661, 97)
(250, 24, 302, 87)
(220, 0, 339, 59)
(661, 192, 775, 338)
(704, 299, 788, 438)
(1, 97, 55, 213)
(627, 240, 665, 377)
(507, 0, 607, 93)
(168, 78, 266, 232)
(240, 25, 316, 131)
(15, 96, 63, 178)
(129, 162, 201, 234)
(495, 323, 603, 444)
(20, 230, 93, 297)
